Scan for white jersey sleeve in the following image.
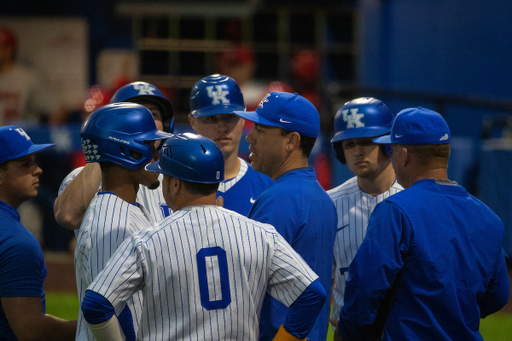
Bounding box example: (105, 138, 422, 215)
(74, 193, 153, 341)
(328, 176, 403, 322)
(88, 205, 317, 341)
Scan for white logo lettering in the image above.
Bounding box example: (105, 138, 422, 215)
(440, 134, 449, 141)
(81, 138, 101, 162)
(133, 83, 156, 95)
(206, 85, 230, 105)
(250, 197, 255, 204)
(342, 108, 365, 129)
(15, 128, 31, 141)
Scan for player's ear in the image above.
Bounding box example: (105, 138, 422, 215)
(285, 132, 301, 152)
(402, 147, 411, 167)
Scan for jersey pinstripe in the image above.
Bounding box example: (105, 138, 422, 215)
(327, 176, 403, 322)
(88, 205, 318, 341)
(74, 192, 155, 341)
(58, 167, 170, 222)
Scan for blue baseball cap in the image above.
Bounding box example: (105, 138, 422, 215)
(0, 125, 55, 164)
(233, 91, 320, 138)
(373, 107, 451, 145)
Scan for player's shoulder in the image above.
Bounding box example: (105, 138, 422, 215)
(58, 166, 86, 195)
(327, 176, 360, 200)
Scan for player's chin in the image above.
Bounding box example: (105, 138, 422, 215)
(147, 179, 160, 190)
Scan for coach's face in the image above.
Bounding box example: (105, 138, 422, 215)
(245, 123, 288, 179)
(342, 137, 390, 179)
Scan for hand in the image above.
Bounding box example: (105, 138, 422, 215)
(333, 326, 343, 341)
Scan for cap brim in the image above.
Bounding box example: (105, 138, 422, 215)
(13, 143, 55, 160)
(233, 110, 278, 127)
(145, 160, 163, 173)
(372, 135, 392, 144)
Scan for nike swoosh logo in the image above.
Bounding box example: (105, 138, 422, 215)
(279, 118, 292, 124)
(250, 197, 255, 203)
(395, 134, 403, 138)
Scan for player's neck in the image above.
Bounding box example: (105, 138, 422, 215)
(224, 152, 241, 180)
(101, 169, 139, 203)
(357, 164, 396, 196)
(172, 193, 217, 211)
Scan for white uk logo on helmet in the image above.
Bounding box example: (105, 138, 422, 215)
(133, 83, 156, 95)
(342, 108, 365, 129)
(206, 85, 230, 105)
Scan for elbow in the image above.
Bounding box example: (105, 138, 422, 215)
(54, 202, 81, 230)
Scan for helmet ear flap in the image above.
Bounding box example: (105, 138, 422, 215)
(333, 141, 346, 165)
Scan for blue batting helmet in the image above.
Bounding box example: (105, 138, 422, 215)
(110, 81, 175, 133)
(146, 133, 224, 184)
(189, 74, 245, 118)
(81, 103, 173, 170)
(331, 97, 393, 164)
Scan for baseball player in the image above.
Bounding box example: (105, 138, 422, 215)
(74, 103, 172, 341)
(80, 133, 326, 341)
(0, 125, 77, 340)
(337, 107, 510, 340)
(54, 81, 175, 229)
(188, 74, 272, 215)
(233, 92, 337, 341)
(327, 98, 403, 329)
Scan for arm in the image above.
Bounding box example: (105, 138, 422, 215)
(2, 296, 76, 341)
(479, 249, 511, 317)
(82, 291, 128, 341)
(54, 163, 101, 229)
(273, 279, 326, 340)
(338, 203, 410, 341)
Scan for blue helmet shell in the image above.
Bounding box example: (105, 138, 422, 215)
(331, 97, 393, 143)
(189, 74, 245, 118)
(110, 81, 175, 133)
(81, 103, 172, 170)
(146, 133, 224, 184)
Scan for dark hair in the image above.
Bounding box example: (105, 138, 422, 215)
(183, 180, 219, 196)
(280, 128, 317, 158)
(405, 143, 450, 167)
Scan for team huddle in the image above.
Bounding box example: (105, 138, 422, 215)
(0, 75, 509, 341)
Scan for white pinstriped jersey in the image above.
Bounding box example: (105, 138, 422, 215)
(328, 176, 402, 322)
(88, 205, 318, 341)
(75, 192, 155, 341)
(58, 166, 170, 222)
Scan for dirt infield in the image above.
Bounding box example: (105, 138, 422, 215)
(44, 252, 77, 294)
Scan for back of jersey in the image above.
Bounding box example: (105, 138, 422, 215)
(135, 205, 316, 341)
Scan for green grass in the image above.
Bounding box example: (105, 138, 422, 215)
(45, 292, 79, 320)
(325, 312, 512, 341)
(45, 292, 512, 341)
